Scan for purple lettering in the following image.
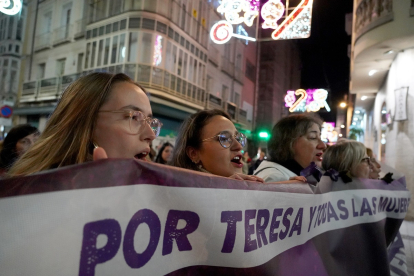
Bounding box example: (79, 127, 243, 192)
(352, 199, 359, 217)
(308, 206, 317, 232)
(372, 197, 377, 215)
(386, 198, 396, 212)
(288, 208, 303, 237)
(220, 211, 242, 253)
(256, 209, 270, 248)
(78, 219, 121, 276)
(123, 209, 161, 269)
(244, 209, 257, 252)
(327, 202, 339, 222)
(162, 210, 200, 256)
(279, 207, 293, 240)
(359, 197, 373, 216)
(337, 199, 348, 220)
(269, 208, 283, 243)
(378, 197, 388, 212)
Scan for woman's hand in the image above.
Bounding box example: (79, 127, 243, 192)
(93, 147, 108, 161)
(289, 176, 307, 183)
(229, 173, 264, 183)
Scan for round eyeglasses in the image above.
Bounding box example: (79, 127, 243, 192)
(361, 157, 371, 166)
(99, 110, 163, 137)
(202, 131, 246, 149)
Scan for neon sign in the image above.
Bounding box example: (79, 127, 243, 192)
(284, 88, 331, 113)
(153, 35, 162, 66)
(0, 0, 21, 15)
(321, 122, 338, 143)
(210, 0, 258, 44)
(209, 0, 313, 44)
(261, 0, 285, 29)
(271, 0, 313, 40)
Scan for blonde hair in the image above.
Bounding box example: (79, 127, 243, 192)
(322, 140, 367, 176)
(9, 72, 141, 176)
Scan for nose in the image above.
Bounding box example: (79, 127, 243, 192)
(231, 138, 243, 151)
(140, 122, 156, 142)
(317, 139, 326, 150)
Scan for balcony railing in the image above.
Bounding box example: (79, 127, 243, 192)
(221, 56, 234, 77)
(74, 18, 87, 39)
(53, 25, 72, 45)
(21, 64, 206, 108)
(355, 0, 393, 38)
(34, 32, 52, 52)
(208, 45, 220, 67)
(234, 67, 244, 84)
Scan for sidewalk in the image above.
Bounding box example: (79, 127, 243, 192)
(400, 220, 414, 275)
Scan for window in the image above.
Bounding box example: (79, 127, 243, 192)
(143, 0, 156, 12)
(222, 85, 228, 101)
(103, 38, 110, 65)
(37, 63, 46, 79)
(111, 36, 118, 64)
(56, 58, 66, 76)
(91, 41, 97, 67)
(118, 34, 126, 63)
(128, 32, 138, 62)
(77, 53, 84, 72)
(245, 60, 255, 81)
(97, 40, 103, 66)
(138, 33, 152, 64)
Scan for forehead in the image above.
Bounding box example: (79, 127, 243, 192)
(306, 123, 321, 134)
(103, 81, 151, 115)
(201, 115, 236, 138)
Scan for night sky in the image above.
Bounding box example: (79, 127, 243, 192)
(297, 0, 354, 122)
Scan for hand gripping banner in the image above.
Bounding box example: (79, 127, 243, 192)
(0, 159, 410, 275)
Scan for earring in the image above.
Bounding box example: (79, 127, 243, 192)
(92, 141, 99, 149)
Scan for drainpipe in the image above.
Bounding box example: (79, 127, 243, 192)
(28, 0, 39, 80)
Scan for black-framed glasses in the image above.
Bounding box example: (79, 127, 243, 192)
(361, 157, 371, 165)
(99, 110, 163, 137)
(202, 131, 246, 149)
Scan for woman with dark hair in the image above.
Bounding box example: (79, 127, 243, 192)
(254, 114, 326, 182)
(155, 142, 174, 164)
(171, 109, 263, 181)
(9, 72, 162, 176)
(0, 124, 39, 172)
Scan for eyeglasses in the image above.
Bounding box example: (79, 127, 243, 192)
(361, 157, 371, 165)
(202, 131, 246, 149)
(99, 110, 163, 137)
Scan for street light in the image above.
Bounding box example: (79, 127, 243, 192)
(339, 102, 347, 108)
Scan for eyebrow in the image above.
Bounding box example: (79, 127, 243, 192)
(120, 105, 153, 117)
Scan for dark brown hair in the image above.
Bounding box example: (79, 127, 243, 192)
(268, 114, 323, 163)
(171, 109, 231, 171)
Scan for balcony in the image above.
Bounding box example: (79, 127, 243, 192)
(74, 19, 87, 39)
(350, 0, 414, 95)
(221, 56, 234, 77)
(20, 64, 206, 108)
(208, 45, 220, 67)
(234, 67, 244, 84)
(355, 0, 393, 39)
(53, 25, 72, 46)
(34, 32, 51, 52)
(206, 93, 222, 110)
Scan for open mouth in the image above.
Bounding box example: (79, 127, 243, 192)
(134, 152, 149, 160)
(231, 155, 243, 166)
(315, 153, 323, 161)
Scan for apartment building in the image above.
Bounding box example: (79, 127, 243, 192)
(12, 0, 257, 146)
(349, 0, 414, 219)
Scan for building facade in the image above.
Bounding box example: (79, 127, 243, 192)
(12, 0, 257, 147)
(349, 0, 414, 220)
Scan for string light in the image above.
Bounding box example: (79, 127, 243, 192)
(0, 0, 22, 15)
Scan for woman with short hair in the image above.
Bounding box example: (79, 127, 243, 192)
(9, 72, 162, 176)
(254, 114, 326, 182)
(322, 140, 372, 178)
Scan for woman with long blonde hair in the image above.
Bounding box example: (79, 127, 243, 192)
(9, 72, 162, 176)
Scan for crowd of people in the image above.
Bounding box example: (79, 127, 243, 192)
(0, 72, 383, 184)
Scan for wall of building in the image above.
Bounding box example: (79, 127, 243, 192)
(368, 49, 414, 220)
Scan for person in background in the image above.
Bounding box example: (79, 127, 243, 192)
(242, 151, 251, 174)
(254, 114, 326, 182)
(322, 140, 372, 178)
(171, 109, 263, 181)
(0, 124, 39, 173)
(8, 72, 162, 176)
(366, 147, 381, 179)
(155, 142, 174, 165)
